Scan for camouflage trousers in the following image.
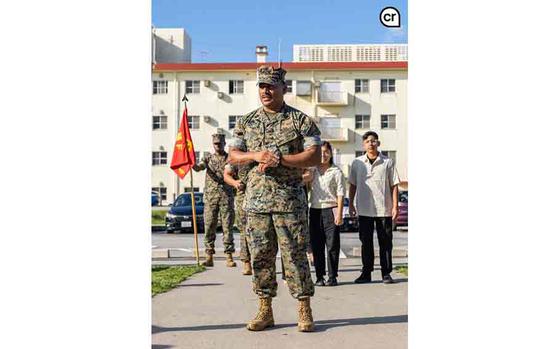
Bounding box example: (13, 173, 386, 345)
(204, 198, 235, 254)
(235, 193, 251, 262)
(246, 211, 314, 299)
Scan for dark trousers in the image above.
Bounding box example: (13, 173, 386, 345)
(309, 207, 341, 279)
(358, 216, 393, 276)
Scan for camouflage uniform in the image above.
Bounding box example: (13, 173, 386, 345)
(231, 70, 321, 299)
(225, 162, 252, 262)
(193, 134, 235, 255)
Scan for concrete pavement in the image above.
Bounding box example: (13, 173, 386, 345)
(152, 258, 408, 349)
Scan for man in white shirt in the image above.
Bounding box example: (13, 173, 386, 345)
(348, 131, 400, 284)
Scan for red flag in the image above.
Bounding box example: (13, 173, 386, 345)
(170, 107, 196, 179)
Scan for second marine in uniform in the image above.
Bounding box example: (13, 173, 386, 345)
(193, 133, 236, 267)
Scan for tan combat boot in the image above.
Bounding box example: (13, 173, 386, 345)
(242, 261, 252, 275)
(201, 254, 213, 267)
(247, 297, 274, 331)
(297, 297, 315, 332)
(226, 253, 237, 267)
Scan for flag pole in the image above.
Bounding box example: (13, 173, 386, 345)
(182, 95, 200, 265)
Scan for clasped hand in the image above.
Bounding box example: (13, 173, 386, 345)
(255, 150, 280, 172)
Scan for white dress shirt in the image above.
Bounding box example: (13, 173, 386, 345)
(348, 154, 400, 217)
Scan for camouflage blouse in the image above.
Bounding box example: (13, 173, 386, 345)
(194, 152, 234, 203)
(231, 104, 321, 213)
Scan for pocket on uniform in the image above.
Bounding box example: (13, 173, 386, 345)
(276, 130, 300, 154)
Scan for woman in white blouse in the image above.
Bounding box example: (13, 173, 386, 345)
(304, 141, 345, 286)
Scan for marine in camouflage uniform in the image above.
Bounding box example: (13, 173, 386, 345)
(229, 65, 321, 332)
(193, 133, 236, 267)
(223, 161, 253, 275)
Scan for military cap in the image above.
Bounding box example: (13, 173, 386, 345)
(212, 133, 225, 143)
(256, 65, 287, 86)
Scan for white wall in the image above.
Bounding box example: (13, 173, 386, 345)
(153, 28, 191, 63)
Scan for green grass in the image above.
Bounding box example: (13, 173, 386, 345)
(152, 264, 206, 296)
(152, 210, 167, 225)
(395, 265, 408, 276)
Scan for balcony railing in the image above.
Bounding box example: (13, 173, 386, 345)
(317, 91, 348, 105)
(320, 127, 349, 142)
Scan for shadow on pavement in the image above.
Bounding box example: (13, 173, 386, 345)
(152, 324, 246, 334)
(152, 345, 173, 349)
(177, 283, 224, 287)
(314, 315, 408, 332)
(152, 315, 407, 334)
(335, 278, 407, 286)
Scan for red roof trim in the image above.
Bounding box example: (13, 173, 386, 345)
(153, 61, 407, 71)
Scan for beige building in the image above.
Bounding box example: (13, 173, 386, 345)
(152, 47, 407, 204)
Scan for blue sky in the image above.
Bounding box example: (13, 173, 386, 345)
(152, 0, 407, 63)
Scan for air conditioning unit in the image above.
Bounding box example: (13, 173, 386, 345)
(217, 92, 225, 99)
(203, 115, 211, 123)
(204, 80, 211, 87)
(296, 81, 312, 96)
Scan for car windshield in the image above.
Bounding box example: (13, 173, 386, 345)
(174, 193, 203, 207)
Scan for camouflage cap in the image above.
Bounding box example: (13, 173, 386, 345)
(256, 65, 287, 86)
(212, 133, 225, 143)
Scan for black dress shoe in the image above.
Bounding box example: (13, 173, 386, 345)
(326, 278, 338, 286)
(382, 274, 395, 284)
(315, 277, 326, 286)
(354, 272, 372, 284)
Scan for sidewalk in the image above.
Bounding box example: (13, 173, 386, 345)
(152, 258, 408, 349)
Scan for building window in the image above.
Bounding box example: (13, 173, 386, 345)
(152, 151, 167, 165)
(380, 79, 396, 93)
(381, 150, 397, 162)
(184, 187, 200, 193)
(152, 115, 167, 130)
(229, 80, 244, 94)
(188, 115, 200, 129)
(228, 115, 241, 129)
(185, 80, 200, 94)
(355, 114, 370, 129)
(152, 81, 168, 94)
(381, 114, 396, 129)
(355, 79, 369, 93)
(152, 187, 167, 201)
(285, 80, 293, 93)
(355, 150, 364, 158)
(296, 81, 312, 96)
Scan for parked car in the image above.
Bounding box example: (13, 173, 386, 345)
(394, 190, 408, 229)
(165, 193, 205, 234)
(341, 197, 359, 232)
(151, 191, 160, 206)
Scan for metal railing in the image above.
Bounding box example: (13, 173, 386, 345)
(318, 91, 347, 104)
(320, 127, 347, 141)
